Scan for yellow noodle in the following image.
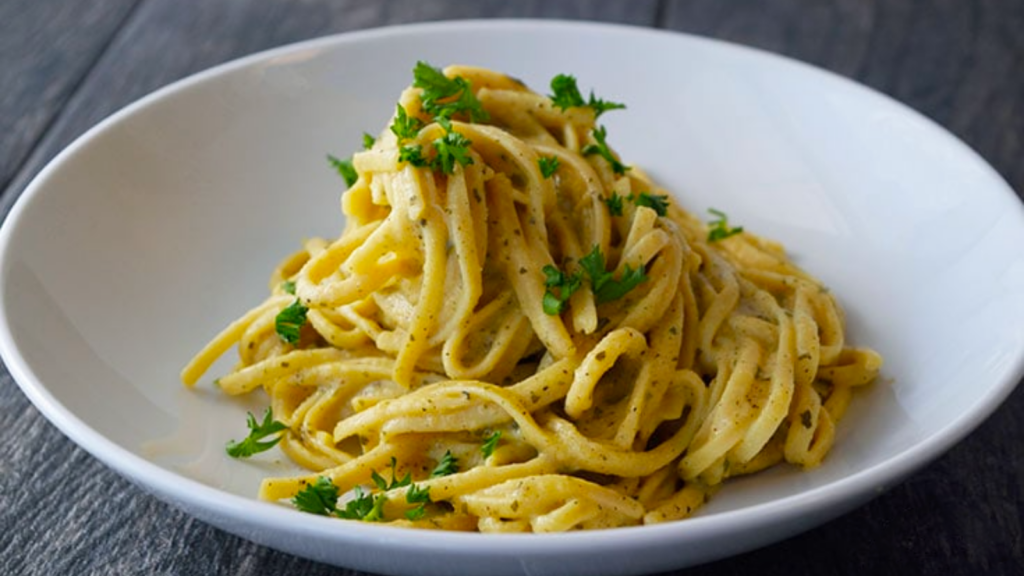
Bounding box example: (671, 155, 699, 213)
(182, 64, 882, 531)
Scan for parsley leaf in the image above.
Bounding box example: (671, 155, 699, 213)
(707, 208, 744, 242)
(481, 430, 502, 459)
(604, 193, 624, 216)
(431, 125, 474, 174)
(538, 155, 560, 178)
(548, 74, 625, 118)
(405, 484, 432, 521)
(549, 74, 586, 110)
(390, 104, 425, 141)
(630, 192, 669, 216)
(542, 264, 583, 315)
(275, 299, 309, 344)
(281, 280, 296, 295)
(292, 481, 386, 522)
(373, 457, 435, 521)
(398, 144, 428, 167)
(397, 119, 474, 175)
(372, 457, 412, 492)
(225, 408, 287, 458)
(362, 132, 376, 150)
(413, 61, 489, 122)
(587, 93, 626, 118)
(335, 486, 387, 521)
(294, 460, 440, 522)
(579, 245, 648, 304)
(582, 126, 630, 175)
(327, 154, 358, 187)
(430, 450, 459, 478)
(292, 476, 340, 516)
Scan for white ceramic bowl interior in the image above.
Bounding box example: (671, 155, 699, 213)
(1, 20, 1023, 576)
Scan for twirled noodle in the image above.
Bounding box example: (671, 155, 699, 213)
(182, 65, 882, 532)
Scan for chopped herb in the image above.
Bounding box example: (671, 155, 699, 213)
(481, 430, 502, 459)
(390, 104, 425, 141)
(604, 193, 624, 216)
(707, 208, 744, 242)
(630, 192, 669, 216)
(548, 74, 625, 118)
(430, 450, 459, 478)
(399, 144, 429, 167)
(542, 264, 583, 315)
(225, 408, 287, 458)
(327, 154, 358, 187)
(412, 61, 489, 122)
(275, 299, 309, 344)
(538, 155, 560, 178)
(579, 245, 647, 304)
(405, 484, 432, 520)
(362, 132, 376, 150)
(587, 94, 627, 118)
(372, 457, 412, 492)
(431, 123, 474, 174)
(549, 74, 586, 110)
(281, 280, 296, 295)
(582, 126, 629, 175)
(374, 457, 437, 521)
(294, 461, 437, 522)
(397, 119, 473, 175)
(292, 476, 340, 516)
(335, 486, 387, 522)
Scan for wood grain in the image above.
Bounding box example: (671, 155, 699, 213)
(0, 0, 140, 195)
(0, 0, 1021, 575)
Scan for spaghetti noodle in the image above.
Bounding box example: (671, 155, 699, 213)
(182, 64, 881, 532)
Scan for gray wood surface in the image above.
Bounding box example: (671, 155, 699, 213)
(0, 0, 140, 194)
(1, 1, 1021, 575)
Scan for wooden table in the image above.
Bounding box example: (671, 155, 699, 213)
(2, 1, 1021, 574)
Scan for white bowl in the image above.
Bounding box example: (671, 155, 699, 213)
(2, 20, 1022, 576)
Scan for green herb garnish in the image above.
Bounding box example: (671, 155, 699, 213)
(582, 126, 629, 175)
(405, 484, 432, 520)
(430, 450, 459, 478)
(481, 430, 502, 459)
(548, 74, 625, 118)
(542, 264, 583, 315)
(293, 461, 437, 522)
(292, 476, 340, 516)
(431, 120, 474, 174)
(604, 193, 624, 216)
(630, 192, 669, 216)
(335, 486, 387, 522)
(397, 120, 473, 175)
(413, 61, 489, 122)
(538, 156, 560, 178)
(707, 208, 744, 242)
(225, 408, 287, 458)
(327, 154, 358, 187)
(275, 299, 309, 344)
(368, 458, 435, 521)
(281, 280, 296, 295)
(362, 132, 376, 150)
(588, 96, 627, 118)
(398, 144, 429, 167)
(579, 245, 647, 304)
(549, 74, 585, 110)
(390, 104, 425, 141)
(372, 457, 412, 492)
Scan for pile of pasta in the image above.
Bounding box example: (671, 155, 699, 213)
(182, 65, 881, 532)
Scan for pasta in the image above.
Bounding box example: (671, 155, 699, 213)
(181, 64, 882, 532)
